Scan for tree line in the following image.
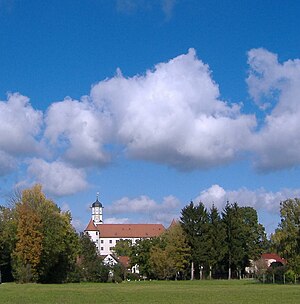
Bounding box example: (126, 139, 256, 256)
(1, 185, 300, 283)
(114, 200, 300, 281)
(0, 185, 111, 283)
(113, 201, 268, 280)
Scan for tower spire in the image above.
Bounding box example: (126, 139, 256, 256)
(91, 192, 103, 225)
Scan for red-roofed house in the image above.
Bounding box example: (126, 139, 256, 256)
(84, 195, 165, 256)
(261, 253, 286, 267)
(246, 253, 286, 274)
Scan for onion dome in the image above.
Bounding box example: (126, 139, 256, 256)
(92, 197, 102, 208)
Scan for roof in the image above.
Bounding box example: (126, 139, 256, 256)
(85, 223, 165, 238)
(168, 219, 178, 229)
(118, 256, 130, 268)
(262, 253, 286, 264)
(84, 219, 98, 231)
(92, 198, 103, 208)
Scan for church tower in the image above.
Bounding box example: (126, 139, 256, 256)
(91, 192, 103, 225)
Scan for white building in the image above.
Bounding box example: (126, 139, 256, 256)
(84, 195, 165, 256)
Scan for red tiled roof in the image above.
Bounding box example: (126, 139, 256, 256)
(262, 253, 286, 264)
(84, 219, 98, 231)
(118, 256, 130, 268)
(85, 223, 165, 238)
(168, 219, 178, 229)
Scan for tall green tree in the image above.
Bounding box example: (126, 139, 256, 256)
(130, 238, 159, 278)
(271, 198, 300, 275)
(222, 202, 266, 279)
(222, 202, 245, 279)
(180, 201, 209, 279)
(0, 206, 17, 282)
(239, 206, 266, 269)
(206, 205, 226, 279)
(149, 223, 191, 280)
(74, 234, 109, 282)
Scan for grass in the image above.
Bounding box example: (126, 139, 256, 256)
(0, 280, 300, 304)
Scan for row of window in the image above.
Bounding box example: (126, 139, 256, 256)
(100, 247, 114, 251)
(99, 239, 114, 244)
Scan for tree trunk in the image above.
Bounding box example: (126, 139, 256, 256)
(209, 265, 212, 280)
(228, 266, 231, 280)
(191, 261, 194, 280)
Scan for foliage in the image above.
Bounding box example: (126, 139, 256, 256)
(11, 185, 80, 283)
(206, 205, 226, 277)
(12, 197, 43, 282)
(110, 263, 126, 283)
(130, 238, 159, 278)
(180, 201, 210, 278)
(271, 198, 300, 276)
(73, 233, 109, 283)
(130, 223, 190, 280)
(222, 203, 266, 279)
(112, 239, 133, 257)
(0, 206, 17, 282)
(150, 222, 191, 279)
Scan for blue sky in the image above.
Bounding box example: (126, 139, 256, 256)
(1, 0, 300, 234)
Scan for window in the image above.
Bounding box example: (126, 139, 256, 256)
(101, 247, 104, 251)
(109, 240, 112, 244)
(96, 231, 98, 235)
(101, 240, 104, 244)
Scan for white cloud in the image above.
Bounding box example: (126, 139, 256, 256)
(0, 150, 16, 176)
(27, 158, 88, 196)
(44, 97, 112, 168)
(105, 217, 130, 224)
(0, 93, 43, 175)
(195, 184, 300, 213)
(107, 194, 180, 225)
(247, 48, 300, 171)
(91, 48, 256, 170)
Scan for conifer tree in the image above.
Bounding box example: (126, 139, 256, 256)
(180, 201, 209, 279)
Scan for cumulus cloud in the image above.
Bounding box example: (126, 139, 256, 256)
(0, 151, 16, 176)
(247, 48, 300, 171)
(91, 48, 256, 170)
(0, 93, 43, 175)
(0, 93, 43, 154)
(27, 158, 88, 196)
(107, 194, 180, 225)
(3, 47, 300, 200)
(44, 97, 112, 168)
(195, 184, 300, 213)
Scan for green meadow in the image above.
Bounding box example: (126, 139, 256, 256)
(1, 280, 300, 304)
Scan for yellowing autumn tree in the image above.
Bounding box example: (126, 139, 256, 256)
(12, 185, 79, 283)
(13, 189, 43, 282)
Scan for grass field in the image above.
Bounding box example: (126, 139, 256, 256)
(0, 280, 299, 304)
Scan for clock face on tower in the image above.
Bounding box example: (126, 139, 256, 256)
(95, 215, 100, 221)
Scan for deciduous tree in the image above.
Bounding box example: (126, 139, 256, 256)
(271, 198, 300, 276)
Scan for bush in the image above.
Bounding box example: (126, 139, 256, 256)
(285, 269, 296, 284)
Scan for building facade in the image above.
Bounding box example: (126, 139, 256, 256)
(84, 196, 165, 256)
